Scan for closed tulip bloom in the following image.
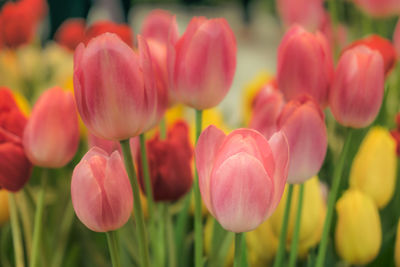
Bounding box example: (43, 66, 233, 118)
(395, 220, 400, 267)
(71, 147, 133, 232)
(55, 18, 86, 51)
(330, 46, 384, 128)
(343, 35, 397, 76)
(87, 132, 121, 155)
(23, 87, 79, 168)
(278, 97, 327, 183)
(350, 127, 397, 208)
(74, 33, 167, 140)
(0, 88, 32, 191)
(168, 17, 237, 110)
(195, 126, 289, 232)
(137, 121, 193, 202)
(351, 0, 400, 17)
(141, 9, 178, 45)
(335, 190, 381, 265)
(277, 25, 334, 107)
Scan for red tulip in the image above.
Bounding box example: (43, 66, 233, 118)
(329, 46, 384, 128)
(23, 87, 79, 168)
(195, 126, 289, 232)
(277, 96, 327, 183)
(71, 147, 133, 232)
(137, 121, 193, 202)
(74, 33, 167, 140)
(167, 17, 237, 109)
(84, 21, 133, 46)
(55, 18, 86, 51)
(277, 25, 334, 107)
(0, 88, 32, 191)
(351, 0, 400, 17)
(343, 35, 397, 76)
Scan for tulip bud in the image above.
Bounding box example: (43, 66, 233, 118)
(277, 25, 334, 107)
(84, 21, 133, 46)
(329, 45, 384, 128)
(141, 9, 178, 45)
(351, 0, 400, 17)
(0, 88, 32, 191)
(74, 33, 167, 140)
(343, 34, 397, 76)
(269, 176, 326, 258)
(335, 189, 381, 265)
(87, 132, 121, 155)
(137, 121, 193, 202)
(55, 18, 86, 51)
(195, 126, 289, 232)
(0, 190, 9, 226)
(71, 147, 133, 232)
(278, 97, 327, 183)
(23, 87, 79, 168)
(395, 220, 400, 267)
(168, 17, 237, 110)
(350, 127, 397, 208)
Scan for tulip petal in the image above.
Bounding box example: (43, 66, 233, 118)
(210, 152, 273, 232)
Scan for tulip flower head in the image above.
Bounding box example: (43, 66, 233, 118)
(23, 87, 79, 168)
(277, 25, 334, 107)
(195, 126, 289, 232)
(71, 147, 133, 232)
(0, 88, 32, 191)
(73, 33, 167, 140)
(351, 0, 400, 17)
(168, 17, 237, 109)
(84, 21, 133, 46)
(138, 121, 193, 202)
(141, 9, 178, 45)
(329, 45, 384, 128)
(55, 18, 86, 51)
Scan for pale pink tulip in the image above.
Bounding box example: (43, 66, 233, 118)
(141, 9, 179, 45)
(277, 25, 334, 107)
(352, 0, 400, 17)
(23, 87, 79, 168)
(87, 132, 121, 155)
(195, 126, 289, 232)
(73, 33, 167, 140)
(71, 147, 133, 232)
(167, 17, 237, 109)
(329, 46, 384, 128)
(277, 96, 327, 183)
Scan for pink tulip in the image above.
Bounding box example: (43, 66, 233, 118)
(277, 0, 325, 31)
(87, 132, 121, 155)
(195, 126, 289, 232)
(167, 17, 237, 109)
(277, 96, 327, 183)
(329, 45, 384, 128)
(141, 9, 179, 45)
(277, 25, 334, 107)
(23, 87, 79, 168)
(249, 81, 285, 139)
(73, 33, 167, 140)
(352, 0, 400, 17)
(394, 19, 400, 57)
(71, 147, 133, 232)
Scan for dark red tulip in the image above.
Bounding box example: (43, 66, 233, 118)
(137, 121, 193, 202)
(0, 88, 32, 191)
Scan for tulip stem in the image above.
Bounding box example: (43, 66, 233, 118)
(315, 129, 354, 267)
(234, 233, 244, 267)
(160, 117, 167, 140)
(273, 184, 294, 267)
(288, 183, 305, 267)
(30, 172, 47, 267)
(9, 193, 25, 267)
(106, 231, 121, 267)
(139, 134, 155, 222)
(120, 139, 151, 267)
(194, 109, 203, 267)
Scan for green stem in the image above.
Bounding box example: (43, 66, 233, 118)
(120, 139, 150, 267)
(160, 117, 167, 140)
(30, 171, 48, 267)
(194, 109, 203, 267)
(315, 129, 354, 267)
(288, 184, 305, 267)
(15, 190, 33, 259)
(106, 231, 121, 267)
(233, 233, 244, 267)
(139, 134, 155, 222)
(165, 205, 177, 267)
(9, 193, 25, 267)
(273, 184, 294, 267)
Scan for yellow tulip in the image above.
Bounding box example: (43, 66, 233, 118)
(350, 126, 397, 208)
(241, 71, 271, 125)
(335, 189, 381, 265)
(395, 220, 400, 267)
(269, 176, 326, 258)
(0, 190, 10, 226)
